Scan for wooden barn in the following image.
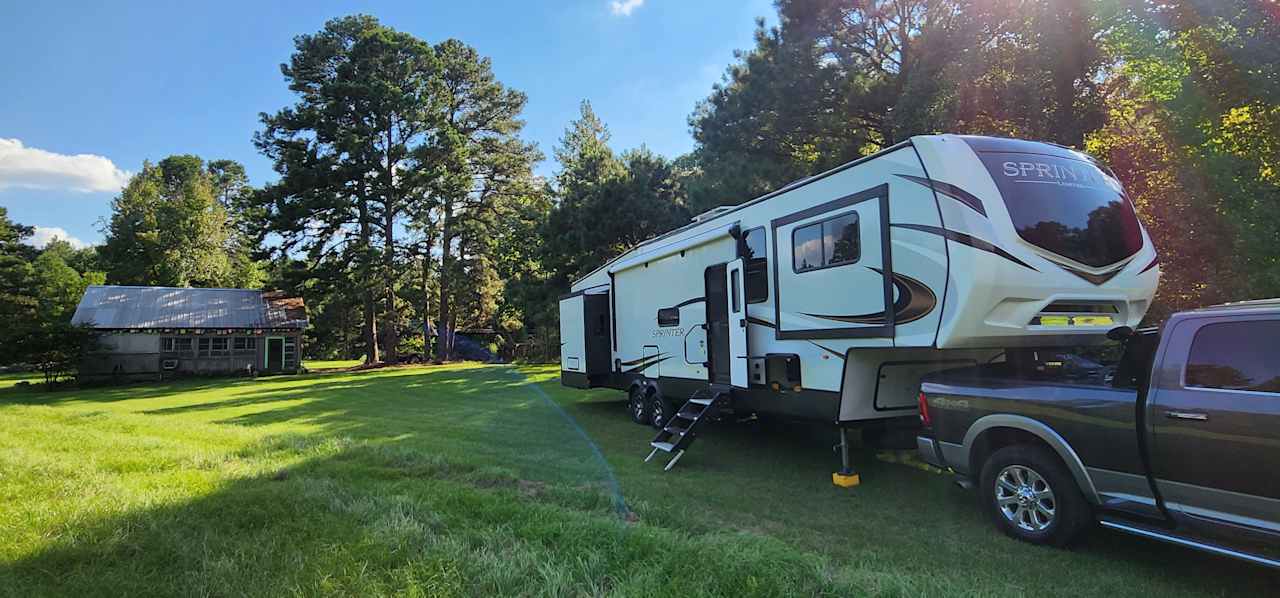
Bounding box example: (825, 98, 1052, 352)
(71, 285, 308, 381)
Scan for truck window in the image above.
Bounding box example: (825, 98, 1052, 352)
(1113, 331, 1158, 390)
(1185, 320, 1280, 393)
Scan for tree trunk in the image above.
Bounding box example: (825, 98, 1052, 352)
(380, 124, 400, 362)
(419, 239, 433, 360)
(436, 198, 454, 362)
(357, 195, 380, 365)
(381, 203, 399, 362)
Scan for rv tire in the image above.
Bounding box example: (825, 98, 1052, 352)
(649, 392, 674, 430)
(628, 386, 651, 425)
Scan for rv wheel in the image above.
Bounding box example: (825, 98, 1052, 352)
(628, 387, 651, 425)
(649, 393, 674, 429)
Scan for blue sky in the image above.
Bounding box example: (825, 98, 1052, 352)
(0, 0, 774, 248)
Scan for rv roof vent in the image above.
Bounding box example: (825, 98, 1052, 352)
(691, 205, 735, 223)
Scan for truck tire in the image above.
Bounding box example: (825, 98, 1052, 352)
(628, 387, 651, 425)
(649, 393, 674, 430)
(979, 444, 1090, 547)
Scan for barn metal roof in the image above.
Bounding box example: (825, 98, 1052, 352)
(71, 285, 308, 330)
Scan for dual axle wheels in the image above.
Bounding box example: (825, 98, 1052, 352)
(628, 386, 674, 429)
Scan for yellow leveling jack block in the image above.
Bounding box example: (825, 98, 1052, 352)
(832, 472, 861, 487)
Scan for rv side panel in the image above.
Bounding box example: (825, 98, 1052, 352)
(612, 235, 737, 386)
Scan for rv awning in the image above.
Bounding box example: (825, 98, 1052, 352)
(607, 222, 738, 275)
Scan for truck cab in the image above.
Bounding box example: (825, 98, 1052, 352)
(916, 299, 1280, 568)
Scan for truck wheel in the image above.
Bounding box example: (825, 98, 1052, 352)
(649, 393, 674, 430)
(628, 387, 651, 425)
(979, 444, 1090, 547)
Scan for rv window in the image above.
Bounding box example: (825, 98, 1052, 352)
(742, 228, 768, 303)
(793, 211, 860, 272)
(742, 227, 767, 260)
(977, 151, 1142, 268)
(823, 213, 859, 266)
(731, 269, 741, 313)
(793, 223, 823, 271)
(657, 307, 680, 327)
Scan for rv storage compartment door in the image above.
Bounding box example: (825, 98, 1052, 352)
(559, 294, 588, 388)
(725, 258, 748, 388)
(771, 186, 891, 339)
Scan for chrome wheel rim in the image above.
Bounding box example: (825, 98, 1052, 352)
(651, 402, 665, 427)
(631, 393, 645, 420)
(995, 465, 1056, 532)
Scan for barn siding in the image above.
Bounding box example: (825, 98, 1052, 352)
(82, 331, 304, 381)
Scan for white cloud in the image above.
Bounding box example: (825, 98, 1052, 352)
(0, 138, 130, 193)
(27, 226, 88, 249)
(610, 0, 644, 16)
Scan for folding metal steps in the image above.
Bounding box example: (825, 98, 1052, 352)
(644, 391, 725, 471)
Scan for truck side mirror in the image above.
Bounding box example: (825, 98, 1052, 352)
(1106, 326, 1134, 341)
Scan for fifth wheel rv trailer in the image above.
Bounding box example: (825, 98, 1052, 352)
(558, 134, 1159, 472)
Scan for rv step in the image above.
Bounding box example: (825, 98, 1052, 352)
(644, 392, 726, 471)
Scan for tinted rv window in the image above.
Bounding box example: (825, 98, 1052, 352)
(978, 152, 1143, 268)
(823, 213, 859, 266)
(657, 308, 680, 327)
(793, 212, 860, 272)
(1185, 320, 1280, 393)
(731, 269, 741, 313)
(742, 227, 768, 303)
(793, 223, 823, 271)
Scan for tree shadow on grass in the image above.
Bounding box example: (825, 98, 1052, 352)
(0, 435, 630, 597)
(0, 369, 879, 596)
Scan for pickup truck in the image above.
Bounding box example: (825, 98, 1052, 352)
(916, 299, 1280, 568)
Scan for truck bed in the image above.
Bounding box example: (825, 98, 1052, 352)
(921, 363, 1143, 480)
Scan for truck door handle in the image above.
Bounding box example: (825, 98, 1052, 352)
(1165, 411, 1209, 422)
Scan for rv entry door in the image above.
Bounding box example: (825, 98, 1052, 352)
(726, 258, 749, 388)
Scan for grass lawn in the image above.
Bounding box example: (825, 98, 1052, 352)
(1, 365, 1275, 596)
(304, 359, 366, 371)
(0, 371, 40, 390)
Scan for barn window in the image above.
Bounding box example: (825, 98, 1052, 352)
(233, 337, 257, 354)
(197, 337, 230, 357)
(164, 337, 193, 354)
